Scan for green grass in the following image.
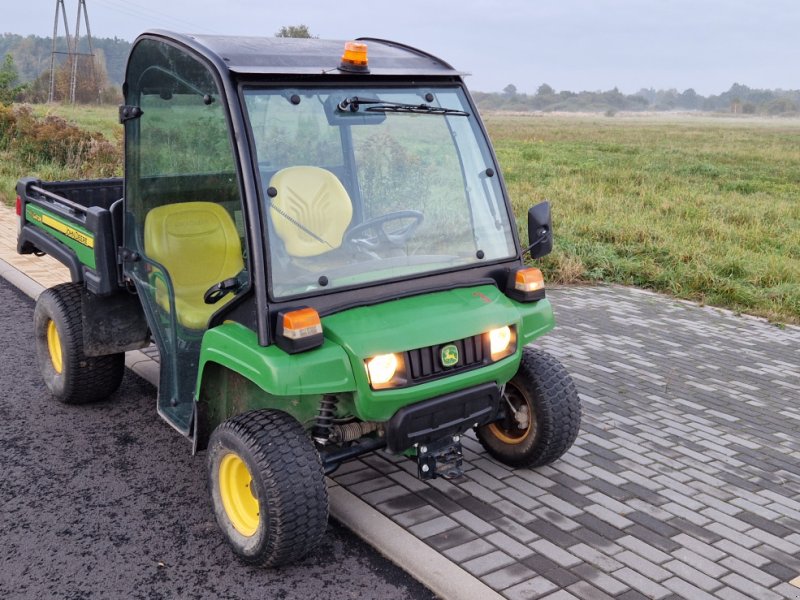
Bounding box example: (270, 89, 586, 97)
(0, 103, 121, 205)
(3, 104, 798, 324)
(487, 113, 800, 324)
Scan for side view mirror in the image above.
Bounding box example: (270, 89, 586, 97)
(527, 201, 553, 259)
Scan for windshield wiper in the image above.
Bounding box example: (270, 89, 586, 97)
(338, 96, 469, 116)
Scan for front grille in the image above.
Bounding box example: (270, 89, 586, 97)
(405, 333, 488, 384)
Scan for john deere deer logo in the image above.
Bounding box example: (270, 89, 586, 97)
(440, 344, 459, 367)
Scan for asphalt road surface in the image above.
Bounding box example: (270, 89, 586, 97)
(0, 278, 435, 600)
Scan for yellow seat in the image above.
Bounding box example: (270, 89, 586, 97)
(144, 202, 244, 330)
(268, 166, 353, 257)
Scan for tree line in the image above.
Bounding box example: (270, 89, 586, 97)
(1, 32, 798, 114)
(474, 83, 800, 115)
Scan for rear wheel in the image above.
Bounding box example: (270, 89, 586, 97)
(33, 283, 125, 404)
(477, 347, 581, 468)
(208, 409, 329, 567)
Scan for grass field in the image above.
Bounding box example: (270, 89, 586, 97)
(1, 104, 798, 324)
(487, 113, 800, 324)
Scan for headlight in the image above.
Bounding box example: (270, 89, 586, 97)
(366, 353, 403, 389)
(488, 325, 516, 361)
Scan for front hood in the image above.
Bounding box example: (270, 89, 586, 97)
(321, 284, 522, 358)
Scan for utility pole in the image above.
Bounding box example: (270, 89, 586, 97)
(49, 0, 96, 104)
(49, 0, 72, 103)
(70, 0, 95, 104)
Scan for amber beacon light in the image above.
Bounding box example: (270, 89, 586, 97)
(340, 41, 369, 72)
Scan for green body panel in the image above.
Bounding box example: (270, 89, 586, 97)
(198, 322, 356, 397)
(25, 204, 96, 269)
(322, 285, 555, 422)
(195, 285, 555, 428)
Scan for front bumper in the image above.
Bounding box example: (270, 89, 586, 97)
(384, 382, 500, 452)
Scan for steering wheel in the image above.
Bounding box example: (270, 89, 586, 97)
(344, 210, 424, 251)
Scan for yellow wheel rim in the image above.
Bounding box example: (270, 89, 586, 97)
(218, 452, 260, 537)
(486, 386, 534, 445)
(46, 319, 63, 374)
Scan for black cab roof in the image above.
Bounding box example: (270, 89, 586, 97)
(139, 30, 465, 77)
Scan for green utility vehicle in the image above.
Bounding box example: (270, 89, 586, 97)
(17, 31, 581, 567)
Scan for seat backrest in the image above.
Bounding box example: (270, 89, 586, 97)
(144, 201, 243, 329)
(268, 166, 353, 258)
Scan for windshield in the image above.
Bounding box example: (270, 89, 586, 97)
(243, 86, 517, 299)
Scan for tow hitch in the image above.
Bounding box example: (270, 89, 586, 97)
(417, 435, 464, 480)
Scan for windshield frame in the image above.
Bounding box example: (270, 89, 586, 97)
(238, 77, 523, 308)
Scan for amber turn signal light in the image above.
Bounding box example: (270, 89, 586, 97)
(276, 307, 324, 354)
(507, 267, 546, 302)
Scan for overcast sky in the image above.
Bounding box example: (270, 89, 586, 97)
(4, 0, 798, 94)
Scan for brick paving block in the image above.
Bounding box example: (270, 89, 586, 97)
(450, 509, 497, 536)
(537, 493, 584, 518)
(348, 475, 395, 495)
(493, 499, 539, 524)
(472, 457, 514, 480)
(667, 517, 723, 543)
(616, 589, 650, 600)
(393, 505, 442, 528)
(458, 480, 503, 503)
(663, 559, 723, 592)
(414, 487, 463, 515)
(760, 561, 798, 583)
(712, 538, 770, 567)
(361, 484, 410, 506)
(612, 567, 671, 600)
(482, 563, 537, 591)
(526, 518, 580, 547)
(748, 527, 800, 555)
(569, 543, 623, 571)
(539, 590, 580, 600)
(627, 509, 680, 537)
(662, 577, 719, 600)
(616, 550, 671, 582)
(566, 581, 615, 600)
(424, 526, 477, 552)
(443, 538, 496, 562)
(618, 535, 673, 564)
(720, 557, 780, 588)
(498, 486, 542, 511)
(531, 539, 581, 568)
(462, 549, 515, 577)
(720, 573, 783, 600)
(658, 488, 705, 511)
(706, 523, 760, 548)
(493, 516, 539, 544)
(585, 504, 635, 529)
(661, 501, 711, 526)
(374, 492, 428, 516)
(670, 547, 728, 579)
(502, 576, 558, 600)
(737, 512, 795, 538)
(573, 513, 627, 541)
(333, 466, 381, 486)
(771, 583, 800, 600)
(485, 531, 535, 560)
(532, 508, 580, 532)
(386, 469, 430, 492)
(699, 507, 751, 532)
(407, 515, 458, 539)
(571, 563, 630, 596)
(730, 497, 783, 520)
(517, 469, 559, 489)
(466, 467, 507, 491)
(538, 566, 580, 588)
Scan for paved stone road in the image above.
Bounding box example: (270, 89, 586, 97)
(332, 285, 800, 600)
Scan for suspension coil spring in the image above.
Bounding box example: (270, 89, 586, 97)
(313, 395, 338, 445)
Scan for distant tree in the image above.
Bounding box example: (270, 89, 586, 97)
(0, 54, 26, 104)
(536, 83, 555, 97)
(503, 83, 517, 96)
(275, 25, 317, 38)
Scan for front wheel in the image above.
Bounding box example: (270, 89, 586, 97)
(477, 347, 581, 468)
(207, 409, 329, 567)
